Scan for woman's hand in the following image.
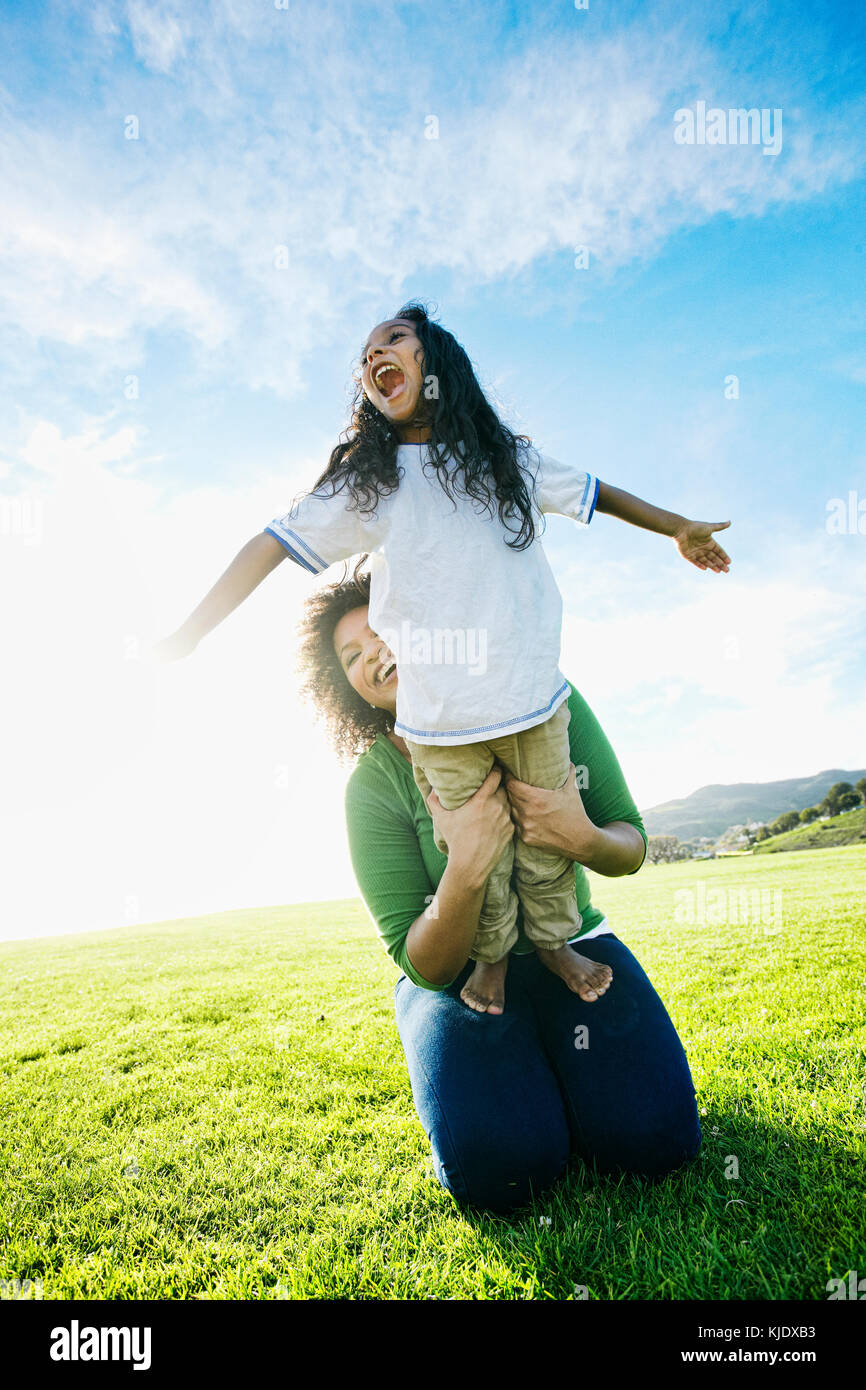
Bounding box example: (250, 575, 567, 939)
(504, 763, 646, 876)
(425, 766, 515, 887)
(503, 762, 596, 860)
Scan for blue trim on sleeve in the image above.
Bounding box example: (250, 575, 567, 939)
(264, 525, 320, 574)
(272, 521, 330, 572)
(585, 475, 600, 523)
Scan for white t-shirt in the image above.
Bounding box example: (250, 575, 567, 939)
(266, 442, 599, 745)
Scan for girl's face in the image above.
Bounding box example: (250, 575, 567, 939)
(333, 604, 398, 714)
(360, 318, 430, 439)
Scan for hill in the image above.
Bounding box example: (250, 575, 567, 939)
(641, 768, 866, 840)
(753, 805, 866, 854)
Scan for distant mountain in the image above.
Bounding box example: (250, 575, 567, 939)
(641, 768, 866, 841)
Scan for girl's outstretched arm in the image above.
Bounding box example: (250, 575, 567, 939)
(595, 481, 731, 573)
(152, 531, 287, 660)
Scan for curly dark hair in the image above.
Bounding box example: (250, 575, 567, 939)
(309, 299, 540, 550)
(295, 557, 395, 763)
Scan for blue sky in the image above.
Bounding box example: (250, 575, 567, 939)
(0, 0, 864, 939)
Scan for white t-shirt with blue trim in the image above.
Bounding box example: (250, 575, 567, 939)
(266, 442, 599, 746)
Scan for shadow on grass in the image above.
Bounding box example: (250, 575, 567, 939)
(446, 1112, 864, 1299)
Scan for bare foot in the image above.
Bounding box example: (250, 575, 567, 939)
(536, 945, 612, 1002)
(460, 957, 508, 1015)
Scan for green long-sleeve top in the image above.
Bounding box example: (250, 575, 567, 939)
(344, 681, 648, 990)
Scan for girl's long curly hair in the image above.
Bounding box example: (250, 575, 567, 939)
(310, 300, 540, 550)
(295, 559, 395, 763)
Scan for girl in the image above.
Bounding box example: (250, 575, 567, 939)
(155, 301, 730, 1014)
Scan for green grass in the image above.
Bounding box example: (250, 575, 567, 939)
(1, 848, 864, 1301)
(753, 805, 866, 854)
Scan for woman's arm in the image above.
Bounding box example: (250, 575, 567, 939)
(504, 765, 645, 876)
(403, 857, 489, 988)
(503, 683, 648, 877)
(404, 768, 515, 985)
(345, 762, 514, 989)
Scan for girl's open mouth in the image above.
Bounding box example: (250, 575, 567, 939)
(373, 363, 406, 401)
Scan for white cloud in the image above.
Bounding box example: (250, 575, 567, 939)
(0, 127, 232, 356)
(558, 546, 866, 808)
(2, 9, 861, 396)
(126, 1, 189, 73)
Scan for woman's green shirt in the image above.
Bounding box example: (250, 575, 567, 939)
(344, 682, 647, 989)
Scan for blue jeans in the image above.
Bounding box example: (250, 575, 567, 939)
(394, 934, 701, 1212)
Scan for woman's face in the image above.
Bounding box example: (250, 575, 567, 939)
(359, 317, 429, 438)
(333, 605, 398, 714)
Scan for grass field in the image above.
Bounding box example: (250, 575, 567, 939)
(1, 847, 864, 1301)
(753, 806, 866, 854)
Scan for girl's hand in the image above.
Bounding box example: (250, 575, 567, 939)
(151, 628, 199, 662)
(425, 767, 515, 887)
(673, 519, 731, 573)
(503, 763, 596, 861)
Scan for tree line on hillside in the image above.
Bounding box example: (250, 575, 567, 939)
(752, 779, 866, 841)
(646, 780, 866, 863)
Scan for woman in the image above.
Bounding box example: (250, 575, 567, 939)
(297, 566, 702, 1214)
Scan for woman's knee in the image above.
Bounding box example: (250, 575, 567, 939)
(438, 1155, 568, 1214)
(589, 1110, 702, 1180)
(431, 1131, 570, 1213)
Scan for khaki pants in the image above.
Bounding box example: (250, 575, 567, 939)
(405, 700, 580, 963)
